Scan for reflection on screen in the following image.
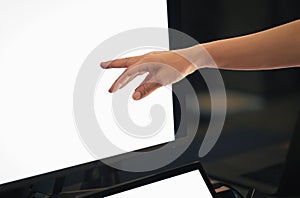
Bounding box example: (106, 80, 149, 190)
(0, 0, 173, 185)
(106, 170, 213, 198)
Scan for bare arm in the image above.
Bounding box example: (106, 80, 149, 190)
(203, 19, 300, 70)
(101, 20, 300, 100)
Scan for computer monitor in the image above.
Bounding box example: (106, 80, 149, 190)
(0, 1, 215, 197)
(0, 0, 174, 187)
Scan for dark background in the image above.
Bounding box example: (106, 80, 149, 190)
(169, 0, 300, 191)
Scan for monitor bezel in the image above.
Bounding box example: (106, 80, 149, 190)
(0, 0, 200, 195)
(89, 161, 216, 197)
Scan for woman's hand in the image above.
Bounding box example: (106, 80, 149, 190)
(100, 50, 197, 100)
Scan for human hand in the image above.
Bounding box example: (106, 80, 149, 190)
(100, 50, 197, 100)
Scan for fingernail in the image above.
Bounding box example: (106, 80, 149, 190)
(133, 91, 141, 100)
(109, 84, 119, 93)
(100, 61, 109, 68)
(100, 62, 106, 68)
(109, 87, 115, 93)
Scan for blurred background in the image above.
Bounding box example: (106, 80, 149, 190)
(169, 0, 300, 195)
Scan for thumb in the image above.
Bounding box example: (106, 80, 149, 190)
(133, 82, 162, 100)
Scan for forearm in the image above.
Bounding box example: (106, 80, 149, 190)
(201, 20, 300, 70)
(103, 20, 300, 100)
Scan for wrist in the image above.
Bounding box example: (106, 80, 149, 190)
(174, 44, 217, 70)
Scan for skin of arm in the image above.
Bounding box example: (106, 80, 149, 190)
(101, 20, 300, 100)
(203, 19, 300, 70)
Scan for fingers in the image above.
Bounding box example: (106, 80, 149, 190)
(100, 55, 142, 69)
(101, 53, 164, 100)
(108, 64, 162, 100)
(132, 82, 162, 100)
(108, 64, 144, 93)
(118, 70, 145, 90)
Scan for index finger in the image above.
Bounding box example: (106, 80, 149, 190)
(100, 55, 142, 69)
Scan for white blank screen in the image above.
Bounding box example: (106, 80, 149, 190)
(106, 170, 213, 198)
(0, 0, 174, 185)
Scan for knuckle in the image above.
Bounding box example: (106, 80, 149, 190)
(143, 51, 158, 60)
(147, 51, 161, 56)
(139, 84, 150, 96)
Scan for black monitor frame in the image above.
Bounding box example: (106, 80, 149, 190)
(0, 1, 205, 196)
(69, 161, 216, 197)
